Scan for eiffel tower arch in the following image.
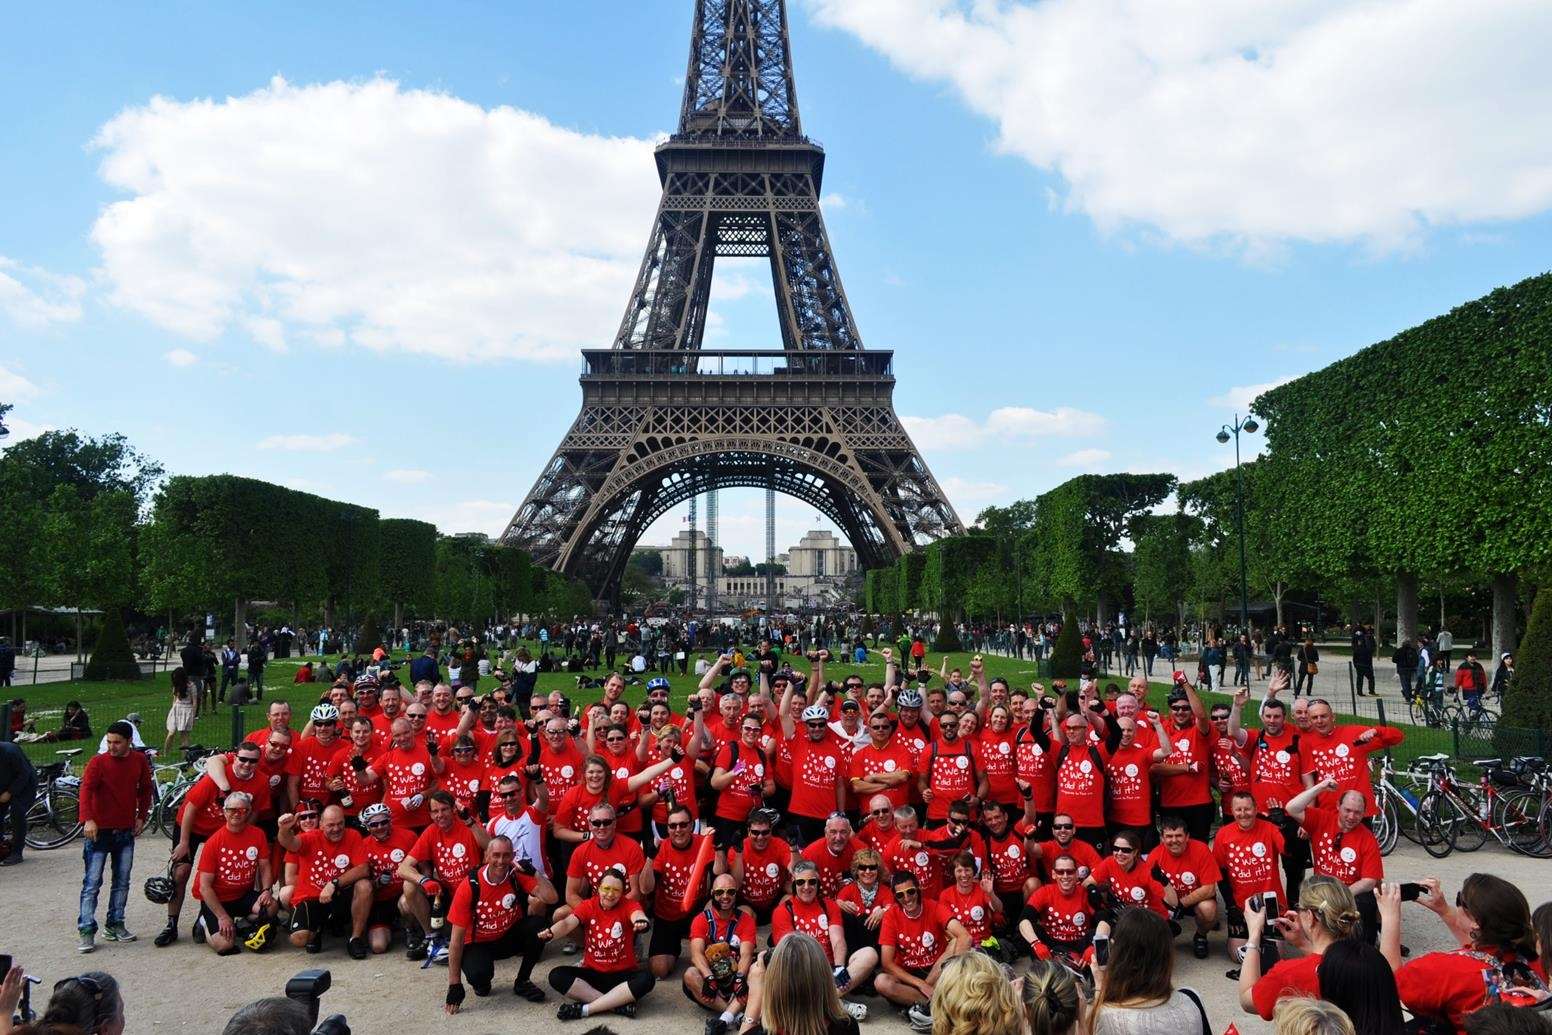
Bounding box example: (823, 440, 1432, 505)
(502, 0, 963, 599)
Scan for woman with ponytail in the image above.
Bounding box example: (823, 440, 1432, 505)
(1239, 875, 1360, 1020)
(1018, 959, 1084, 1035)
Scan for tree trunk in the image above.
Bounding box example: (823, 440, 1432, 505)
(1396, 573, 1418, 646)
(1273, 582, 1286, 629)
(1439, 588, 1447, 631)
(1095, 592, 1111, 628)
(324, 596, 337, 634)
(1374, 592, 1386, 646)
(75, 611, 83, 663)
(234, 597, 249, 652)
(393, 602, 403, 646)
(1492, 573, 1518, 661)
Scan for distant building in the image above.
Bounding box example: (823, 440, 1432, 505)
(783, 530, 858, 578)
(661, 529, 723, 582)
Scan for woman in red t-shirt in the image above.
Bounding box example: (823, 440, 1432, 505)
(540, 867, 656, 1019)
(980, 705, 1020, 806)
(1238, 875, 1360, 1020)
(1086, 829, 1168, 918)
(836, 848, 896, 954)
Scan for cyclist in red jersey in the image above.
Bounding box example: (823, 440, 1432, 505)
(1153, 676, 1215, 841)
(1148, 815, 1222, 959)
(769, 860, 846, 963)
(1209, 701, 1253, 820)
(640, 803, 710, 979)
(356, 802, 419, 954)
(1228, 678, 1312, 905)
(710, 714, 776, 855)
(918, 710, 986, 825)
(288, 704, 345, 811)
(1104, 714, 1170, 850)
(979, 795, 1040, 935)
(939, 850, 999, 944)
(275, 804, 372, 956)
(399, 790, 490, 961)
(1051, 711, 1109, 847)
(191, 791, 275, 955)
(801, 813, 870, 898)
(540, 867, 656, 1020)
(781, 690, 849, 846)
(1020, 854, 1095, 964)
(1214, 790, 1287, 967)
(325, 716, 383, 820)
(1033, 813, 1103, 881)
(562, 803, 646, 921)
(1300, 699, 1403, 817)
(857, 793, 897, 852)
(1288, 778, 1384, 946)
(731, 809, 790, 924)
(876, 871, 970, 1028)
(1086, 828, 1170, 920)
(683, 872, 758, 1032)
(444, 835, 558, 1014)
(836, 848, 896, 961)
(978, 703, 1021, 807)
(437, 735, 484, 819)
(369, 716, 442, 831)
(849, 712, 917, 810)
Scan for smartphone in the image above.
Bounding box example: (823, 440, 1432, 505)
(0, 953, 11, 975)
(1264, 893, 1279, 917)
(1399, 882, 1426, 902)
(1093, 936, 1109, 966)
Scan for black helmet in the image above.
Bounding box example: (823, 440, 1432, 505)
(144, 873, 174, 904)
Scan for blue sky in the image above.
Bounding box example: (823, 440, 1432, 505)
(3, 1, 1550, 561)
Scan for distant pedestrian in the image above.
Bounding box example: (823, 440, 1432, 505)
(76, 720, 153, 951)
(0, 739, 36, 865)
(0, 636, 15, 687)
(163, 666, 196, 758)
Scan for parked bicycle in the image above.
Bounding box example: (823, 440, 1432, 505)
(1373, 752, 1452, 856)
(23, 747, 85, 850)
(1418, 756, 1544, 858)
(145, 744, 212, 841)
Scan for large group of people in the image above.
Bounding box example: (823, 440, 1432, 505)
(8, 636, 1552, 1035)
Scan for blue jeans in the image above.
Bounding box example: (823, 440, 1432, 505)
(79, 829, 135, 932)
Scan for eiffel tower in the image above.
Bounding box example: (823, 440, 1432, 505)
(501, 0, 963, 599)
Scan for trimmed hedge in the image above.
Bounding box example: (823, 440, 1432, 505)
(1048, 612, 1084, 678)
(84, 607, 141, 681)
(1503, 588, 1552, 731)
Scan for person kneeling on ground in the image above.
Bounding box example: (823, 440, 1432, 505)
(444, 834, 557, 1014)
(875, 871, 971, 1032)
(685, 872, 758, 1035)
(193, 791, 277, 955)
(539, 865, 656, 1021)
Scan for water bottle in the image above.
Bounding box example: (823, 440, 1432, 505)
(1399, 786, 1420, 809)
(1479, 798, 1491, 822)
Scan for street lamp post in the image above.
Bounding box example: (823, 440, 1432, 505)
(1216, 413, 1259, 635)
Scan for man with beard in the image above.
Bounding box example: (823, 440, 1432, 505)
(684, 872, 756, 1035)
(918, 709, 984, 827)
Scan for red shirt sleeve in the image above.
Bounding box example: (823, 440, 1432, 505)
(447, 878, 474, 930)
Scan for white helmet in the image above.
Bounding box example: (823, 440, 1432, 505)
(801, 704, 830, 723)
(310, 703, 340, 723)
(360, 803, 391, 825)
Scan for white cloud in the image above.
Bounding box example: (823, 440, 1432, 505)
(0, 256, 86, 328)
(90, 76, 663, 362)
(392, 499, 515, 537)
(1208, 376, 1296, 411)
(257, 432, 359, 452)
(904, 405, 1106, 450)
(808, 0, 1552, 252)
(163, 348, 199, 367)
(0, 363, 41, 402)
(2, 415, 55, 443)
(383, 468, 432, 484)
(939, 475, 1009, 509)
(1056, 447, 1112, 466)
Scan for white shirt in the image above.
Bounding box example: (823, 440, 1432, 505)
(487, 807, 548, 879)
(98, 720, 146, 754)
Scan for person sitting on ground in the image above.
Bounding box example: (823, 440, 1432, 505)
(539, 865, 656, 1021)
(930, 949, 1022, 1035)
(39, 700, 91, 743)
(1018, 958, 1086, 1035)
(1090, 907, 1211, 1035)
(1273, 997, 1356, 1035)
(875, 870, 971, 1032)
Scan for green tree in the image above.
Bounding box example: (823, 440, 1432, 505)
(1131, 513, 1196, 625)
(1048, 612, 1084, 678)
(1503, 588, 1552, 731)
(83, 606, 142, 681)
(379, 518, 437, 632)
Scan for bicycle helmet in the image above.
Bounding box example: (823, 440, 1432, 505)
(646, 677, 672, 694)
(896, 689, 924, 709)
(242, 920, 274, 953)
(801, 704, 830, 723)
(360, 803, 391, 825)
(310, 703, 340, 723)
(353, 675, 380, 691)
(144, 871, 174, 904)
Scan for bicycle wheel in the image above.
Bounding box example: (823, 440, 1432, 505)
(24, 786, 82, 850)
(160, 783, 190, 841)
(1407, 695, 1426, 727)
(1496, 789, 1547, 857)
(1448, 792, 1488, 853)
(1375, 788, 1400, 856)
(1418, 790, 1457, 858)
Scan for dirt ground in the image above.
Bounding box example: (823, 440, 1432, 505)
(0, 834, 1538, 1034)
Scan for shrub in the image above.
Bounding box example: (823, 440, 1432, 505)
(1503, 588, 1552, 731)
(1048, 613, 1084, 678)
(83, 607, 143, 681)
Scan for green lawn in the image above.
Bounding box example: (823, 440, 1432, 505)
(4, 642, 1509, 768)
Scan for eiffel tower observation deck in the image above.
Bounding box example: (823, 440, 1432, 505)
(502, 0, 963, 599)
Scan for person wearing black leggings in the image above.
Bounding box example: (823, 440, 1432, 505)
(540, 868, 657, 1020)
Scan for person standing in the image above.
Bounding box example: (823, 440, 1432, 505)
(1294, 637, 1320, 697)
(77, 720, 153, 951)
(1351, 626, 1376, 697)
(0, 739, 36, 865)
(1435, 626, 1454, 665)
(1390, 641, 1418, 700)
(248, 635, 268, 700)
(0, 636, 16, 688)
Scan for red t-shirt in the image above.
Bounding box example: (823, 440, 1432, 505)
(1211, 735, 1252, 804)
(554, 783, 635, 835)
(359, 827, 418, 902)
(1212, 819, 1287, 907)
(801, 836, 868, 898)
(540, 741, 587, 798)
(923, 738, 980, 821)
(567, 837, 646, 894)
(291, 828, 365, 904)
(771, 896, 839, 963)
(737, 834, 791, 907)
(377, 746, 436, 827)
(1147, 840, 1222, 899)
(1015, 729, 1057, 813)
(1158, 723, 1212, 807)
(1053, 743, 1110, 828)
(881, 901, 954, 970)
(788, 734, 849, 819)
(1104, 742, 1155, 827)
(409, 822, 481, 884)
(849, 740, 917, 809)
(180, 770, 270, 838)
(324, 745, 384, 816)
(1247, 728, 1306, 811)
(651, 834, 710, 922)
(940, 882, 997, 942)
(1034, 838, 1102, 881)
(1025, 883, 1093, 944)
(447, 865, 539, 942)
(1301, 806, 1383, 885)
(599, 748, 645, 833)
(689, 905, 757, 949)
(1088, 857, 1168, 916)
(1396, 948, 1533, 1033)
(291, 735, 344, 805)
(885, 833, 942, 896)
(713, 741, 768, 821)
(1301, 726, 1403, 816)
(1251, 953, 1323, 1019)
(438, 758, 484, 816)
(424, 708, 462, 747)
(573, 896, 641, 972)
(985, 823, 1033, 894)
(978, 728, 1020, 803)
(646, 749, 698, 823)
(195, 824, 268, 903)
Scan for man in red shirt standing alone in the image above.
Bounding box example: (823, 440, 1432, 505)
(77, 720, 153, 952)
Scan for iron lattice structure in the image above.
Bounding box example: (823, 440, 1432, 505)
(502, 0, 963, 598)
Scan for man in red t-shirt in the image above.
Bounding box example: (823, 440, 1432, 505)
(443, 834, 558, 1012)
(563, 804, 646, 911)
(709, 714, 774, 853)
(369, 716, 442, 831)
(802, 813, 870, 898)
(641, 804, 711, 979)
(918, 711, 986, 825)
(782, 701, 849, 845)
(1104, 715, 1169, 848)
(1148, 815, 1222, 959)
(1289, 778, 1384, 945)
(876, 871, 970, 1025)
(1300, 701, 1404, 817)
(1020, 854, 1095, 959)
(537, 716, 587, 800)
(1033, 814, 1102, 882)
(326, 716, 383, 820)
(288, 704, 345, 811)
(1050, 712, 1109, 846)
(849, 712, 917, 810)
(276, 804, 372, 956)
(1212, 790, 1287, 964)
(1229, 683, 1313, 905)
(192, 790, 275, 955)
(1153, 677, 1214, 841)
(731, 809, 790, 923)
(684, 872, 757, 1026)
(356, 802, 419, 954)
(399, 790, 491, 960)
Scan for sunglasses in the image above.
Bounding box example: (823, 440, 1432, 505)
(804, 721, 827, 729)
(297, 812, 318, 821)
(793, 878, 819, 887)
(855, 863, 879, 871)
(870, 807, 891, 816)
(605, 736, 626, 743)
(897, 887, 920, 897)
(1052, 823, 1075, 830)
(499, 790, 521, 799)
(314, 719, 337, 727)
(366, 820, 390, 830)
(498, 741, 518, 748)
(749, 829, 771, 838)
(712, 890, 738, 899)
(1054, 869, 1078, 877)
(267, 741, 288, 749)
(1112, 845, 1135, 854)
(666, 821, 691, 830)
(235, 755, 260, 765)
(590, 819, 615, 828)
(407, 714, 427, 721)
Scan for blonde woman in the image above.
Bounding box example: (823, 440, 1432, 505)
(1273, 997, 1355, 1035)
(740, 932, 858, 1035)
(1239, 875, 1361, 1020)
(930, 950, 1021, 1035)
(1018, 959, 1085, 1035)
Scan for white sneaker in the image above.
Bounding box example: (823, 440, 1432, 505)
(907, 1003, 933, 1031)
(842, 999, 868, 1022)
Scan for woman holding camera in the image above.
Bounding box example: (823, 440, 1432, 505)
(1238, 875, 1360, 1020)
(540, 866, 656, 1020)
